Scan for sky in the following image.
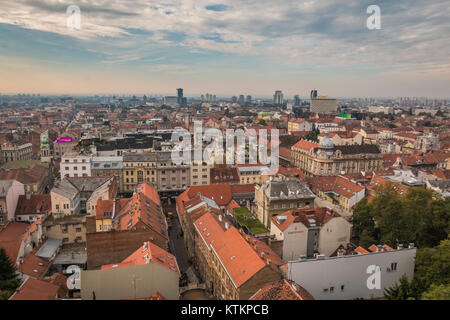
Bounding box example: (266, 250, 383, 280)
(0, 0, 449, 98)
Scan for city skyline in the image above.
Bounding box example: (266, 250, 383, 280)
(0, 1, 449, 98)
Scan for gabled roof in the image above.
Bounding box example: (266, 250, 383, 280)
(0, 222, 30, 264)
(250, 280, 314, 300)
(101, 241, 179, 274)
(194, 212, 281, 288)
(292, 140, 319, 151)
(9, 278, 59, 300)
(15, 194, 51, 216)
(272, 207, 342, 232)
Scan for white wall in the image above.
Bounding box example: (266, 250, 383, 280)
(318, 217, 352, 256)
(7, 181, 25, 221)
(288, 248, 416, 300)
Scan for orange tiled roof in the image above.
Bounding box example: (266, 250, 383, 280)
(10, 278, 59, 300)
(0, 222, 30, 264)
(101, 241, 179, 274)
(292, 139, 318, 151)
(250, 280, 314, 300)
(308, 175, 364, 199)
(272, 207, 342, 232)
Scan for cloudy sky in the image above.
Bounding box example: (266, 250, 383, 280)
(0, 0, 449, 98)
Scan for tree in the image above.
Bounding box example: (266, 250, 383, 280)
(0, 248, 19, 300)
(384, 275, 415, 300)
(421, 284, 450, 300)
(351, 199, 377, 247)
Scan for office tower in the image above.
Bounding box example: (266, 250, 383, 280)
(232, 96, 237, 103)
(238, 95, 245, 105)
(309, 89, 337, 114)
(273, 90, 284, 105)
(177, 88, 184, 105)
(294, 95, 301, 106)
(246, 95, 252, 104)
(201, 94, 205, 102)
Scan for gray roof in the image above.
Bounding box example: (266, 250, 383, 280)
(51, 179, 79, 199)
(53, 250, 87, 265)
(35, 238, 62, 259)
(264, 179, 315, 200)
(52, 176, 113, 198)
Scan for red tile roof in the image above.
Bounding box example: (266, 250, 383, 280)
(10, 278, 59, 300)
(250, 280, 314, 300)
(102, 241, 179, 274)
(15, 194, 51, 216)
(308, 175, 364, 199)
(0, 222, 30, 264)
(292, 139, 319, 151)
(271, 207, 342, 232)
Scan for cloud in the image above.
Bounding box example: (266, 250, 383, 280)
(0, 0, 449, 95)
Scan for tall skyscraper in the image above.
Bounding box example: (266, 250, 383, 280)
(273, 90, 284, 105)
(238, 95, 245, 105)
(177, 88, 185, 105)
(246, 95, 252, 104)
(294, 95, 301, 106)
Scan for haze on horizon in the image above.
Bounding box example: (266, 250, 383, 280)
(0, 0, 449, 98)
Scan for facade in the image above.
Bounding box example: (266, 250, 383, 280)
(81, 241, 179, 300)
(44, 215, 86, 245)
(51, 176, 117, 216)
(190, 159, 210, 186)
(255, 178, 316, 228)
(91, 156, 124, 192)
(288, 119, 313, 133)
(236, 164, 269, 185)
(270, 207, 352, 261)
(0, 180, 25, 225)
(15, 194, 51, 223)
(123, 152, 189, 193)
(310, 96, 337, 114)
(287, 246, 416, 300)
(291, 134, 383, 177)
(60, 152, 92, 178)
(0, 142, 33, 164)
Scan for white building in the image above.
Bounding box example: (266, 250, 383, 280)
(270, 207, 351, 261)
(60, 152, 92, 178)
(287, 245, 416, 300)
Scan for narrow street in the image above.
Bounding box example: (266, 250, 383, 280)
(164, 201, 199, 284)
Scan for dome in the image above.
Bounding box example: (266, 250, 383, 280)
(319, 131, 334, 149)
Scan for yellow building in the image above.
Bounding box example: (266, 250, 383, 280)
(123, 153, 157, 193)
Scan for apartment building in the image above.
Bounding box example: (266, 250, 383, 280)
(286, 244, 417, 300)
(255, 178, 316, 228)
(193, 212, 283, 300)
(81, 241, 179, 300)
(91, 156, 124, 192)
(270, 207, 352, 260)
(60, 152, 92, 178)
(190, 159, 210, 186)
(236, 164, 269, 185)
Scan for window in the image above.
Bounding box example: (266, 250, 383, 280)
(341, 285, 345, 291)
(63, 238, 69, 243)
(391, 262, 398, 271)
(330, 286, 334, 293)
(76, 228, 82, 232)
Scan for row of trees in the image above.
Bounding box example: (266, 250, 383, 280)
(0, 248, 19, 300)
(352, 185, 449, 249)
(384, 239, 450, 300)
(352, 185, 449, 299)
